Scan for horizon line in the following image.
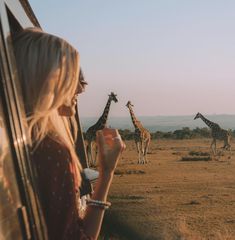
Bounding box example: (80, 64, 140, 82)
(80, 113, 235, 118)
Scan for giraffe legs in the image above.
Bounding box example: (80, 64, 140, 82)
(140, 141, 145, 164)
(222, 143, 231, 151)
(223, 137, 232, 151)
(136, 141, 147, 164)
(136, 140, 150, 164)
(210, 138, 232, 160)
(225, 144, 232, 159)
(222, 139, 232, 159)
(135, 142, 142, 164)
(87, 141, 97, 167)
(227, 144, 232, 159)
(86, 142, 92, 167)
(210, 138, 218, 156)
(143, 139, 150, 164)
(226, 144, 231, 152)
(93, 143, 98, 165)
(214, 140, 217, 155)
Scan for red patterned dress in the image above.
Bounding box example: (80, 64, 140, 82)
(32, 136, 93, 240)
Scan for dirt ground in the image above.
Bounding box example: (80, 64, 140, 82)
(104, 138, 235, 240)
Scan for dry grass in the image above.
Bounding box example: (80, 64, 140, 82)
(167, 217, 235, 240)
(106, 139, 235, 239)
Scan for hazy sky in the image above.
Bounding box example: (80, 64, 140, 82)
(29, 0, 235, 117)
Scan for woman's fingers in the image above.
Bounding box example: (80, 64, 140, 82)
(96, 128, 125, 173)
(96, 128, 125, 154)
(96, 128, 121, 144)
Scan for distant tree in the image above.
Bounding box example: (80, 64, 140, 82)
(151, 131, 164, 139)
(192, 127, 211, 138)
(162, 132, 175, 139)
(173, 127, 191, 139)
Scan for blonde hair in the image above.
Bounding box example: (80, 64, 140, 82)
(13, 28, 82, 184)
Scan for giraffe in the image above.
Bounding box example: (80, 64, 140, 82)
(86, 92, 118, 166)
(194, 112, 231, 154)
(126, 101, 151, 164)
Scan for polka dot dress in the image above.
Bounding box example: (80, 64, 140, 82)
(32, 136, 93, 240)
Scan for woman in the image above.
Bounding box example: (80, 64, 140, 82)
(13, 28, 125, 240)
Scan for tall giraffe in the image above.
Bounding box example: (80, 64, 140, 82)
(194, 112, 231, 154)
(126, 101, 151, 164)
(86, 92, 118, 166)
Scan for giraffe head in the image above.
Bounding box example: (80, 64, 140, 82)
(126, 101, 134, 108)
(109, 92, 118, 103)
(194, 112, 201, 120)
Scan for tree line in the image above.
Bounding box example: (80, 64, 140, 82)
(117, 127, 235, 140)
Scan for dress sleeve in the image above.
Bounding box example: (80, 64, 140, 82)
(33, 137, 93, 240)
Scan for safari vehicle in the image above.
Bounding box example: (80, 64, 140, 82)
(0, 0, 90, 239)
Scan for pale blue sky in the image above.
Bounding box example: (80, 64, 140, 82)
(29, 0, 235, 117)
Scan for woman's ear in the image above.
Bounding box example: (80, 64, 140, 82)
(58, 104, 75, 117)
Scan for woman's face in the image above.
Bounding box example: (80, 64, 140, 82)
(57, 93, 78, 117)
(58, 70, 88, 117)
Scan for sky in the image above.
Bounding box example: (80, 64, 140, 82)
(29, 0, 235, 117)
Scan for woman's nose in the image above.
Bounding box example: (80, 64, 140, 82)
(77, 69, 88, 93)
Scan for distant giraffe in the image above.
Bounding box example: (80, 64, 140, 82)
(126, 101, 151, 164)
(86, 92, 118, 166)
(194, 112, 231, 154)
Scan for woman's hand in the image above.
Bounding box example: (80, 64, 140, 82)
(96, 128, 125, 176)
(83, 128, 125, 238)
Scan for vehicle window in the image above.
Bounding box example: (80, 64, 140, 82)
(0, 94, 24, 239)
(0, 1, 47, 239)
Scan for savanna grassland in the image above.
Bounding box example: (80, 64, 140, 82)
(101, 138, 235, 240)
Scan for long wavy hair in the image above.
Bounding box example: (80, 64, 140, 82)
(13, 28, 82, 184)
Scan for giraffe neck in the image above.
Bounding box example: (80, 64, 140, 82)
(128, 106, 142, 129)
(199, 114, 216, 129)
(96, 98, 112, 128)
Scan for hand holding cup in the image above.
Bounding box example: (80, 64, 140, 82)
(96, 128, 125, 175)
